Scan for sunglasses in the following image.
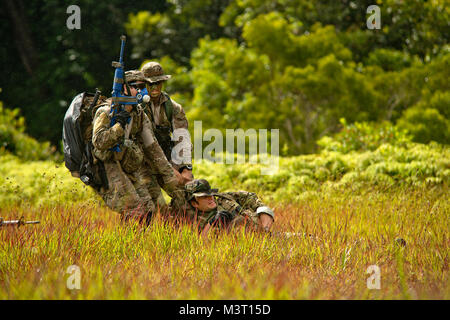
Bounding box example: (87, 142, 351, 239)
(129, 82, 146, 90)
(146, 81, 163, 89)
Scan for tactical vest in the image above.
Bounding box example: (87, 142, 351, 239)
(147, 92, 174, 161)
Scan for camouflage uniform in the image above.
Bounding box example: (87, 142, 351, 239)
(140, 62, 193, 209)
(143, 92, 190, 171)
(181, 179, 275, 231)
(91, 97, 181, 220)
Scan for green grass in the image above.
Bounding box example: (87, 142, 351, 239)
(0, 185, 448, 299)
(0, 142, 448, 299)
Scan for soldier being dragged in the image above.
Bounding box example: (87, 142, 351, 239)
(177, 179, 275, 238)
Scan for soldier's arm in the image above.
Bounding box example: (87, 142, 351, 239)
(92, 108, 124, 150)
(224, 191, 275, 224)
(171, 100, 192, 171)
(171, 100, 188, 134)
(224, 191, 266, 212)
(140, 112, 182, 189)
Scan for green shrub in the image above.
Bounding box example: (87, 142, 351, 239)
(1, 135, 448, 207)
(0, 103, 59, 161)
(365, 48, 413, 71)
(317, 118, 413, 153)
(189, 140, 448, 204)
(0, 155, 98, 207)
(396, 105, 449, 145)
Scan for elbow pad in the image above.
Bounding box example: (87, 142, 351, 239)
(256, 206, 275, 220)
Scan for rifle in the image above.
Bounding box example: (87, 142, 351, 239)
(88, 88, 102, 117)
(0, 216, 40, 227)
(110, 35, 149, 152)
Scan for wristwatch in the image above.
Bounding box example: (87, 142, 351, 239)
(178, 165, 193, 173)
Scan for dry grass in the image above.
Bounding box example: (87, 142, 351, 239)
(0, 185, 448, 299)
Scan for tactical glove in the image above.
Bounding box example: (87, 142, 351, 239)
(209, 210, 234, 227)
(115, 109, 131, 128)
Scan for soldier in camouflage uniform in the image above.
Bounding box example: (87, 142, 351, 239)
(91, 70, 183, 223)
(180, 179, 275, 237)
(139, 62, 193, 209)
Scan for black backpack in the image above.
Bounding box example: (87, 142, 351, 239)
(62, 89, 108, 191)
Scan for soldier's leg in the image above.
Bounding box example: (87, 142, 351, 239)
(156, 192, 167, 208)
(139, 164, 184, 219)
(139, 167, 167, 216)
(131, 165, 156, 222)
(101, 161, 150, 221)
(148, 174, 165, 210)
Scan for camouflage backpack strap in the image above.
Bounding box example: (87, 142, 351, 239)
(89, 94, 109, 120)
(214, 193, 236, 202)
(162, 91, 173, 131)
(215, 193, 244, 216)
(85, 89, 101, 118)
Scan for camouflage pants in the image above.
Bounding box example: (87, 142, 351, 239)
(140, 166, 188, 217)
(96, 161, 155, 220)
(145, 173, 166, 209)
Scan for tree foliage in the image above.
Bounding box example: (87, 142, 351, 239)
(186, 9, 449, 152)
(0, 100, 58, 161)
(125, 0, 232, 65)
(1, 0, 449, 154)
(0, 0, 167, 146)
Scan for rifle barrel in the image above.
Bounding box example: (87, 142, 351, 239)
(0, 219, 40, 226)
(3, 220, 20, 225)
(24, 221, 40, 225)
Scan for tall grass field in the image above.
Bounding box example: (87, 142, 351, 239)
(0, 138, 448, 299)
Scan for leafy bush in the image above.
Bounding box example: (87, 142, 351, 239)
(0, 103, 59, 161)
(1, 128, 448, 207)
(194, 142, 448, 204)
(396, 91, 450, 145)
(397, 107, 449, 144)
(0, 155, 98, 207)
(317, 118, 412, 153)
(365, 48, 413, 71)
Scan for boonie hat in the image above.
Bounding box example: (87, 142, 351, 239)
(124, 70, 146, 83)
(141, 61, 171, 83)
(185, 179, 219, 201)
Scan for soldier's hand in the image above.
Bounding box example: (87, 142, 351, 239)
(181, 169, 193, 182)
(115, 109, 131, 128)
(173, 168, 185, 186)
(209, 210, 234, 226)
